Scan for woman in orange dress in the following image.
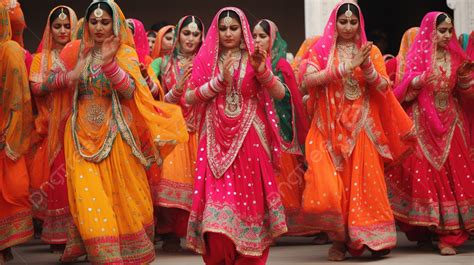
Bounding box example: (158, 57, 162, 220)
(28, 5, 77, 253)
(152, 15, 205, 252)
(300, 2, 414, 261)
(1, 0, 25, 47)
(0, 2, 33, 262)
(47, 1, 188, 263)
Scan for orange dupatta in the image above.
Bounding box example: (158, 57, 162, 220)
(0, 2, 32, 161)
(150, 25, 174, 59)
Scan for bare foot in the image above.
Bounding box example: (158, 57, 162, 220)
(328, 242, 346, 261)
(439, 243, 456, 255)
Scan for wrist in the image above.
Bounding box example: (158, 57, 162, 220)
(256, 64, 266, 74)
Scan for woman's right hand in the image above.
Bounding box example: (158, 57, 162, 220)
(222, 50, 235, 85)
(350, 43, 372, 70)
(176, 64, 193, 92)
(67, 44, 93, 86)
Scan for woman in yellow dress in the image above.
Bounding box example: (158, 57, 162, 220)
(48, 1, 188, 263)
(0, 2, 33, 262)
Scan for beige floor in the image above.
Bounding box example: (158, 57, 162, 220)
(7, 233, 474, 264)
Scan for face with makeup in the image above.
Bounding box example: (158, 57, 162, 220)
(252, 23, 270, 52)
(179, 23, 202, 55)
(87, 5, 113, 45)
(51, 13, 71, 46)
(218, 13, 242, 49)
(436, 20, 453, 49)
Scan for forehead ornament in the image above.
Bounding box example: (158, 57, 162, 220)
(444, 15, 452, 24)
(224, 11, 233, 27)
(58, 8, 67, 21)
(94, 3, 104, 18)
(188, 16, 198, 33)
(344, 4, 353, 18)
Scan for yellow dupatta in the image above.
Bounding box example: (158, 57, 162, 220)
(62, 0, 187, 166)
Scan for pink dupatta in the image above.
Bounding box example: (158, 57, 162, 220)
(127, 18, 151, 65)
(190, 7, 282, 178)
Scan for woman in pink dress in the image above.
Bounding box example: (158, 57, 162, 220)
(185, 7, 288, 264)
(387, 12, 474, 255)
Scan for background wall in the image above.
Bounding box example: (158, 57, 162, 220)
(21, 0, 453, 56)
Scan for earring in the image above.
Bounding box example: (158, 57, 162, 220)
(239, 39, 246, 50)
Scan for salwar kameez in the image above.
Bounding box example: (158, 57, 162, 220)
(387, 12, 474, 251)
(56, 1, 188, 263)
(0, 3, 33, 252)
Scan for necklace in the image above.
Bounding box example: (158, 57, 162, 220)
(218, 49, 247, 117)
(336, 42, 361, 100)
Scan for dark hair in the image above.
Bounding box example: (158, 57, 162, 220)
(165, 27, 173, 35)
(336, 3, 360, 19)
(127, 19, 135, 34)
(50, 7, 70, 25)
(86, 2, 113, 21)
(436, 13, 452, 27)
(150, 21, 170, 32)
(147, 31, 157, 38)
(181, 16, 203, 32)
(257, 20, 270, 35)
(218, 10, 241, 25)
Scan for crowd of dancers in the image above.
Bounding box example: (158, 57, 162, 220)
(0, 0, 473, 264)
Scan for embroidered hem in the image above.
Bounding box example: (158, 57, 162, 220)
(0, 210, 33, 250)
(186, 197, 288, 256)
(151, 179, 193, 211)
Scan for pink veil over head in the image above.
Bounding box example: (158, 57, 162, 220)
(191, 7, 283, 177)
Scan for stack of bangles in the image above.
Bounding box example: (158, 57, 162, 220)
(194, 74, 227, 101)
(165, 86, 183, 103)
(102, 60, 133, 95)
(458, 73, 472, 90)
(144, 76, 159, 98)
(256, 67, 277, 89)
(48, 69, 68, 91)
(361, 59, 387, 91)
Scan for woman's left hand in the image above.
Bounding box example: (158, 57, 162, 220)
(102, 35, 121, 65)
(457, 60, 474, 77)
(139, 63, 149, 79)
(250, 44, 267, 73)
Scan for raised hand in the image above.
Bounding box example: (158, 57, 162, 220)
(67, 43, 93, 86)
(176, 64, 193, 92)
(250, 44, 267, 73)
(222, 50, 235, 85)
(351, 42, 372, 70)
(139, 63, 149, 79)
(457, 61, 474, 77)
(421, 71, 437, 87)
(101, 35, 120, 65)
